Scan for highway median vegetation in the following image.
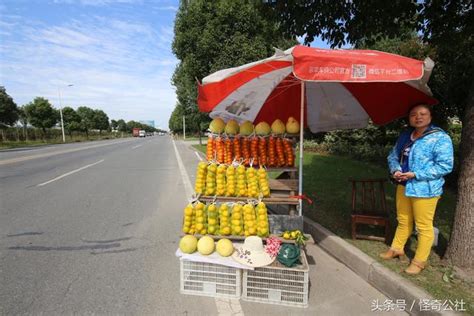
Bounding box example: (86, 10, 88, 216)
(0, 87, 165, 149)
(0, 126, 129, 149)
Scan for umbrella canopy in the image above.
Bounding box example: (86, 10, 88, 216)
(198, 45, 437, 133)
(197, 45, 438, 216)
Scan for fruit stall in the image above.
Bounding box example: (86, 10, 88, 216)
(176, 45, 437, 308)
(176, 116, 311, 308)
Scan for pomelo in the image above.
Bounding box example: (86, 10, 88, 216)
(209, 118, 225, 134)
(286, 117, 300, 134)
(271, 119, 286, 134)
(225, 119, 239, 135)
(216, 239, 234, 257)
(239, 120, 254, 136)
(255, 121, 271, 136)
(179, 235, 198, 254)
(197, 236, 215, 255)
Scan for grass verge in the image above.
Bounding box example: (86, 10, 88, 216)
(193, 144, 206, 154)
(302, 152, 472, 314)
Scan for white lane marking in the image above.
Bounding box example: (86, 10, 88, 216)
(194, 151, 203, 161)
(171, 140, 194, 196)
(36, 159, 104, 187)
(172, 140, 244, 316)
(132, 144, 143, 149)
(0, 139, 133, 166)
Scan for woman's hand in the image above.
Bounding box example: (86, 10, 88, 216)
(392, 171, 403, 182)
(392, 171, 416, 182)
(399, 172, 416, 181)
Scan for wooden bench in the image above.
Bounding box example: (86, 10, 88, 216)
(349, 178, 390, 243)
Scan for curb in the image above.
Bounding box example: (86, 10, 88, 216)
(302, 216, 459, 316)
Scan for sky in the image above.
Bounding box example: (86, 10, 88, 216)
(0, 0, 337, 130)
(1, 0, 179, 130)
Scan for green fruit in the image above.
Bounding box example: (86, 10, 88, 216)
(271, 119, 286, 134)
(255, 121, 271, 136)
(209, 118, 225, 134)
(225, 119, 239, 135)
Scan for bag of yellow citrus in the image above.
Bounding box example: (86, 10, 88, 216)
(218, 203, 231, 236)
(231, 203, 244, 236)
(182, 203, 195, 234)
(207, 203, 219, 235)
(194, 201, 207, 235)
(256, 201, 269, 237)
(243, 203, 257, 236)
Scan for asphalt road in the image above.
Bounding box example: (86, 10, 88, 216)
(0, 136, 405, 315)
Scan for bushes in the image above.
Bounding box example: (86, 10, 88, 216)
(303, 121, 461, 189)
(0, 126, 122, 144)
(318, 123, 398, 164)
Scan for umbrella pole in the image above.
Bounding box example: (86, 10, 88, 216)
(298, 80, 304, 216)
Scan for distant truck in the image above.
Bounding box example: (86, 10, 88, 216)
(132, 128, 140, 137)
(139, 130, 146, 137)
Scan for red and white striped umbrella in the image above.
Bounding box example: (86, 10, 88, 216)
(198, 45, 437, 133)
(197, 45, 437, 214)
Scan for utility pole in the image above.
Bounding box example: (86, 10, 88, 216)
(58, 88, 66, 143)
(57, 84, 73, 143)
(183, 115, 186, 140)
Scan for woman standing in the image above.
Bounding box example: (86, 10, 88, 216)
(380, 104, 453, 275)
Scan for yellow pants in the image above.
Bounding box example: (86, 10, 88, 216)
(391, 185, 440, 262)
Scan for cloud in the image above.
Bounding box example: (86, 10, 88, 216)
(154, 5, 178, 11)
(1, 10, 179, 127)
(53, 0, 144, 6)
(34, 26, 99, 47)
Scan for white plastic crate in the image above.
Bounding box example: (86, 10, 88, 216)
(242, 251, 309, 308)
(180, 259, 242, 299)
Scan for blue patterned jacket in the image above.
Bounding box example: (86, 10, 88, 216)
(387, 125, 454, 198)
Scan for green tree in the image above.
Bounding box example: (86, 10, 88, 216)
(24, 97, 58, 138)
(171, 0, 297, 143)
(110, 119, 118, 131)
(0, 86, 19, 128)
(126, 120, 140, 133)
(168, 103, 185, 133)
(62, 106, 82, 137)
(93, 109, 110, 135)
(117, 119, 127, 132)
(18, 106, 29, 141)
(76, 106, 95, 138)
(266, 0, 473, 268)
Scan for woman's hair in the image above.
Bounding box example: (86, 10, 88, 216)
(408, 103, 433, 116)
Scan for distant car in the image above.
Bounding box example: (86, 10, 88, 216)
(139, 130, 146, 137)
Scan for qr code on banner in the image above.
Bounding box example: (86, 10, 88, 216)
(352, 64, 366, 79)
